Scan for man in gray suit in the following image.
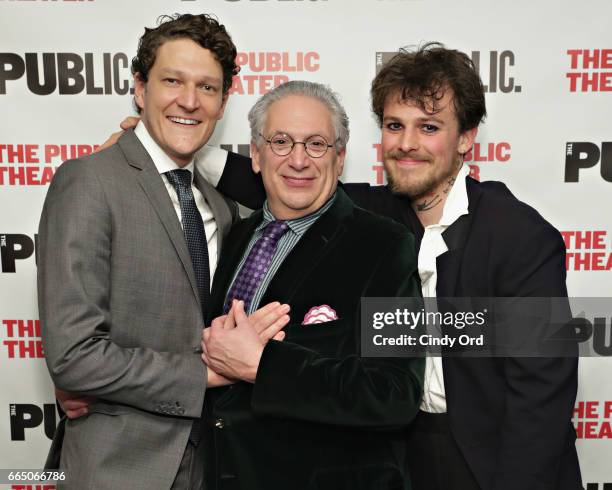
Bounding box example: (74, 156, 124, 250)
(38, 14, 287, 490)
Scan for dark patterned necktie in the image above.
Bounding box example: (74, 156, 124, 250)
(165, 169, 210, 317)
(224, 220, 289, 313)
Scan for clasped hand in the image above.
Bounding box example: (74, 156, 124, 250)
(202, 300, 288, 384)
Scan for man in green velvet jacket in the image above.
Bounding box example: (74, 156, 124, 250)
(200, 80, 424, 490)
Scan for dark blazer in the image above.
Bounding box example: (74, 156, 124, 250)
(204, 188, 424, 490)
(215, 155, 582, 490)
(38, 130, 238, 489)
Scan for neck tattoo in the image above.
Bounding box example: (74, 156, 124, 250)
(443, 175, 456, 195)
(416, 195, 442, 212)
(415, 175, 457, 213)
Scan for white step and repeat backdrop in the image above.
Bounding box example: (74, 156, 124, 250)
(1, 0, 610, 488)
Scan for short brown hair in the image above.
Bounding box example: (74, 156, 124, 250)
(131, 13, 239, 95)
(371, 42, 486, 133)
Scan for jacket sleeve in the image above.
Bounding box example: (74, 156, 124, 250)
(251, 231, 424, 428)
(213, 150, 266, 210)
(38, 159, 206, 418)
(492, 219, 578, 490)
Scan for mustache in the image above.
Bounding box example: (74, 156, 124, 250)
(385, 150, 430, 162)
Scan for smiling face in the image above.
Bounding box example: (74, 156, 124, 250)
(134, 38, 227, 167)
(381, 89, 476, 200)
(251, 95, 345, 220)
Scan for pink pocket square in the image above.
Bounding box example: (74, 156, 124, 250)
(302, 305, 338, 325)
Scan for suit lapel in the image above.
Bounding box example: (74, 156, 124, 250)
(193, 167, 232, 255)
(436, 177, 482, 297)
(117, 129, 201, 309)
(260, 189, 353, 306)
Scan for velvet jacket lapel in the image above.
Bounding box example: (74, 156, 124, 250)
(117, 129, 201, 311)
(259, 189, 353, 307)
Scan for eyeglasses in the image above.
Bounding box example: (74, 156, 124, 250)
(260, 132, 335, 158)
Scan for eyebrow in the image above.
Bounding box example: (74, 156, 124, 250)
(159, 68, 222, 85)
(268, 130, 333, 140)
(383, 115, 446, 125)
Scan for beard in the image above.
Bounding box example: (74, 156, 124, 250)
(384, 151, 462, 201)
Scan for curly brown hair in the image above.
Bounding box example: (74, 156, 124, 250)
(371, 42, 486, 133)
(131, 13, 239, 96)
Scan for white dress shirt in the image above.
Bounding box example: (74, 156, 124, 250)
(419, 165, 470, 413)
(134, 122, 219, 280)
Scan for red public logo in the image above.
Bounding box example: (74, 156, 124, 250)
(566, 49, 612, 92)
(573, 401, 612, 439)
(561, 230, 612, 271)
(229, 51, 320, 95)
(2, 319, 45, 359)
(0, 143, 98, 186)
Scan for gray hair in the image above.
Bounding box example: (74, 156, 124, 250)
(247, 80, 350, 152)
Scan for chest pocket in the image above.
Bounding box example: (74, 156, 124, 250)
(284, 319, 358, 358)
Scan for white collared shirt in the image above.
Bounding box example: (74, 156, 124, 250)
(134, 122, 218, 280)
(419, 165, 470, 413)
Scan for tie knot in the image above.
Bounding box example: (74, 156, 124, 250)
(263, 220, 288, 241)
(165, 169, 192, 190)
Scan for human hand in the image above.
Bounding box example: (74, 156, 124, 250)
(55, 388, 96, 419)
(201, 301, 266, 383)
(95, 116, 140, 153)
(248, 301, 290, 341)
(206, 366, 235, 388)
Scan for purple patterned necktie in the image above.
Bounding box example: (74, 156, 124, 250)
(224, 220, 289, 313)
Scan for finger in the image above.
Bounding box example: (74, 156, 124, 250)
(201, 338, 213, 363)
(66, 407, 88, 420)
(63, 399, 91, 410)
(95, 130, 123, 153)
(55, 388, 70, 402)
(223, 302, 236, 330)
(250, 302, 280, 325)
(234, 300, 249, 327)
(120, 116, 140, 130)
(202, 328, 210, 343)
(210, 315, 227, 330)
(252, 303, 290, 334)
(201, 351, 210, 366)
(259, 314, 290, 341)
(201, 340, 211, 366)
(272, 331, 286, 341)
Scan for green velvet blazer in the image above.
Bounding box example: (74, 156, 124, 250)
(204, 188, 424, 490)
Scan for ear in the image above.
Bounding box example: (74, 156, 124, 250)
(458, 127, 478, 155)
(335, 147, 346, 177)
(133, 73, 146, 112)
(250, 140, 262, 174)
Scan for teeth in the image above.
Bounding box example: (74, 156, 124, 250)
(169, 117, 199, 125)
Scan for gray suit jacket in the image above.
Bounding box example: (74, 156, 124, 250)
(38, 129, 237, 489)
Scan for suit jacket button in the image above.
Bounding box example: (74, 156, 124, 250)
(214, 418, 225, 429)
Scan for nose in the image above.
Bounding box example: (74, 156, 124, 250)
(397, 127, 419, 153)
(176, 83, 199, 112)
(287, 142, 310, 170)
